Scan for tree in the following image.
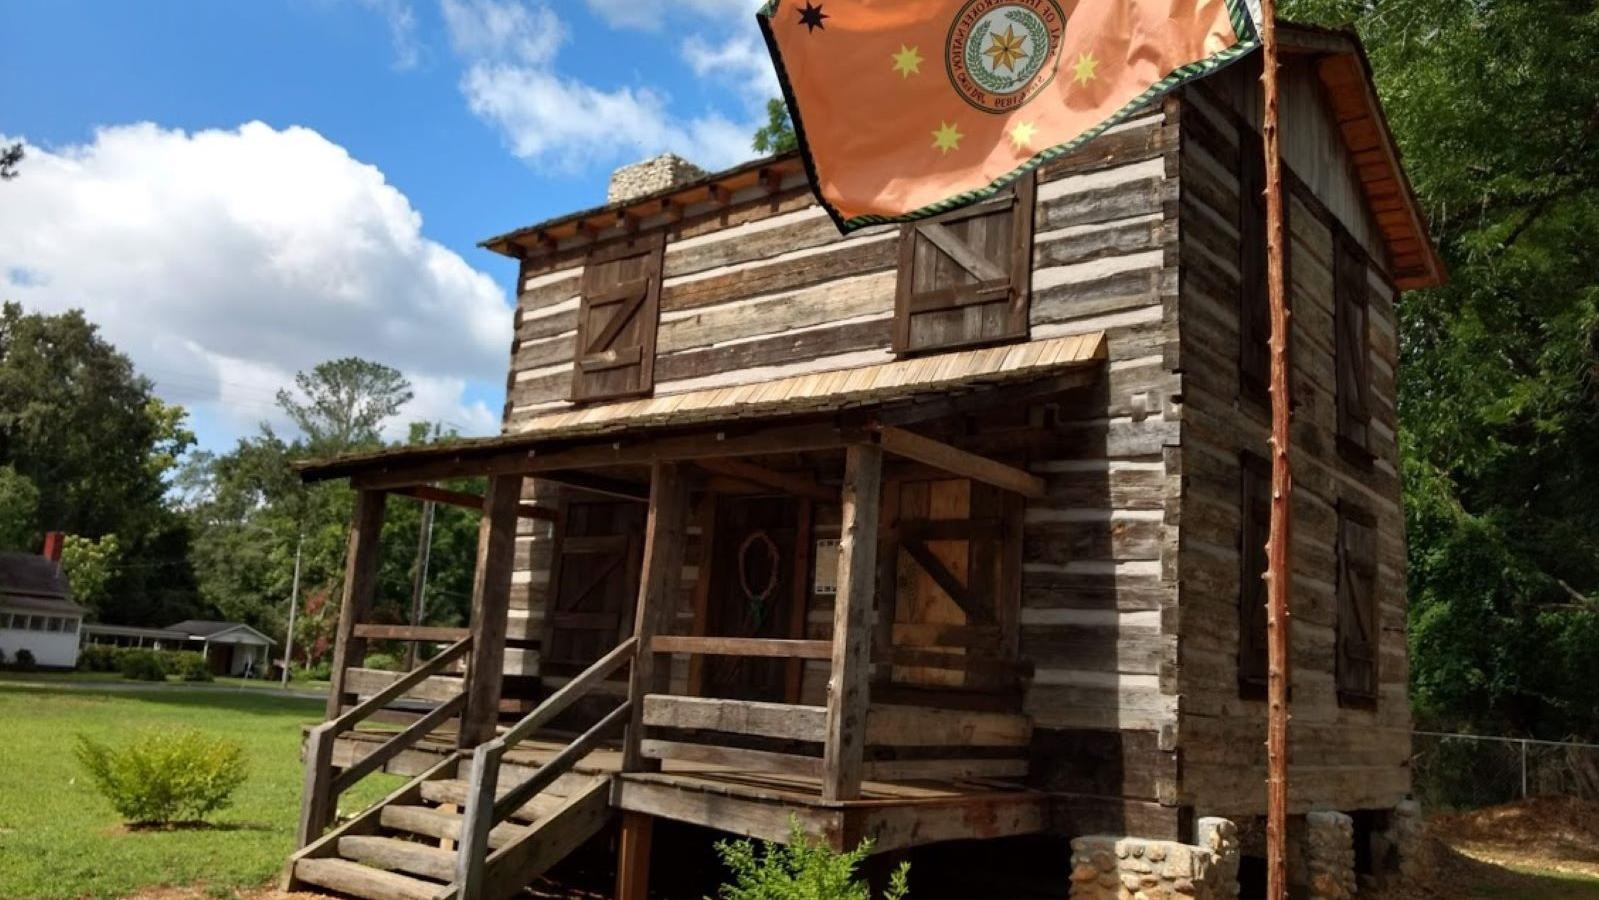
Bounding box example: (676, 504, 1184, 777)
(753, 98, 798, 155)
(60, 534, 120, 619)
(0, 143, 21, 180)
(275, 358, 413, 456)
(1283, 0, 1599, 739)
(0, 465, 39, 550)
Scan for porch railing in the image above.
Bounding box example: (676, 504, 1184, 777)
(296, 635, 473, 846)
(454, 636, 639, 898)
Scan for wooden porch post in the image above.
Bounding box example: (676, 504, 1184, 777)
(325, 489, 387, 719)
(622, 462, 688, 773)
(614, 811, 655, 900)
(459, 473, 523, 749)
(823, 443, 882, 802)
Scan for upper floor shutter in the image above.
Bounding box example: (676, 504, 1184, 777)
(1335, 502, 1378, 707)
(893, 174, 1036, 355)
(1237, 126, 1271, 399)
(1334, 226, 1373, 459)
(572, 233, 664, 403)
(1237, 451, 1271, 696)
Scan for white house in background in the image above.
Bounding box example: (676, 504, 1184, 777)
(165, 620, 276, 677)
(0, 540, 84, 669)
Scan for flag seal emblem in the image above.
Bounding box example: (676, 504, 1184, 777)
(946, 0, 1068, 113)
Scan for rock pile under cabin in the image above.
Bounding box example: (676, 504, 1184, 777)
(284, 24, 1444, 900)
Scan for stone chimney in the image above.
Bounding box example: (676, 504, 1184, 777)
(607, 154, 708, 204)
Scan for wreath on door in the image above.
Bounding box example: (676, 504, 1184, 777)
(736, 530, 781, 632)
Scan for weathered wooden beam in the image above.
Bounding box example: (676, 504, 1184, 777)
(823, 444, 881, 802)
(876, 426, 1045, 498)
(390, 484, 555, 521)
(650, 635, 832, 659)
(327, 490, 388, 719)
(538, 471, 650, 502)
(641, 694, 826, 742)
(622, 462, 688, 772)
(459, 474, 522, 749)
(695, 458, 835, 503)
(615, 812, 654, 900)
(351, 624, 470, 642)
(639, 739, 823, 777)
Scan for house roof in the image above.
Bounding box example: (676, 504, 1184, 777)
(0, 553, 82, 616)
(167, 620, 277, 645)
(297, 331, 1108, 484)
(478, 22, 1442, 291)
(81, 623, 190, 641)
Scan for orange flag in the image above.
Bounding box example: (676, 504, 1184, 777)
(758, 0, 1259, 231)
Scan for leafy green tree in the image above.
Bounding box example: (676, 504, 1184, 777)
(753, 98, 798, 155)
(60, 533, 120, 618)
(1284, 0, 1599, 738)
(276, 357, 413, 456)
(0, 465, 39, 550)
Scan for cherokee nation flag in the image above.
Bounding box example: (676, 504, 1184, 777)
(758, 0, 1260, 231)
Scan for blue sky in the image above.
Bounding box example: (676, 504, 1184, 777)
(0, 0, 773, 453)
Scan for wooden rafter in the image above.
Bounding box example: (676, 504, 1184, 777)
(389, 484, 555, 521)
(694, 457, 834, 503)
(538, 472, 650, 503)
(876, 426, 1045, 498)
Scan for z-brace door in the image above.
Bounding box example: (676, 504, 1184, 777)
(877, 476, 1022, 696)
(543, 497, 645, 682)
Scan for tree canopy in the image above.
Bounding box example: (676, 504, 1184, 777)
(752, 98, 798, 155)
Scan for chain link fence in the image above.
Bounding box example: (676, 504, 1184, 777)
(1411, 731, 1599, 811)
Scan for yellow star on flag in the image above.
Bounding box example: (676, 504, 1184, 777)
(931, 121, 963, 154)
(1009, 120, 1038, 151)
(1072, 52, 1099, 85)
(891, 45, 923, 78)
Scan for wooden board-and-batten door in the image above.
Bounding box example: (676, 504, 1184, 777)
(877, 476, 1022, 702)
(572, 233, 664, 402)
(894, 173, 1036, 355)
(701, 495, 808, 703)
(543, 498, 645, 688)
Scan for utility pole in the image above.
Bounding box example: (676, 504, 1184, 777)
(405, 499, 437, 670)
(1258, 1, 1294, 897)
(282, 531, 304, 689)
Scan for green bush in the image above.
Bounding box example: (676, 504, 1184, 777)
(712, 821, 909, 900)
(73, 729, 248, 826)
(119, 649, 167, 682)
(13, 648, 36, 671)
(0, 647, 7, 666)
(364, 651, 403, 672)
(168, 651, 205, 677)
(78, 644, 120, 672)
(179, 654, 213, 682)
(300, 660, 332, 682)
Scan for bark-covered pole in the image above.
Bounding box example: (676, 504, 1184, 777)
(1258, 1, 1294, 897)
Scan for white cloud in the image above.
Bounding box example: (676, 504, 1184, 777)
(0, 122, 510, 447)
(356, 0, 425, 70)
(682, 32, 779, 102)
(444, 0, 760, 173)
(583, 0, 761, 31)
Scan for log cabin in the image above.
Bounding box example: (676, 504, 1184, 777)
(283, 22, 1443, 900)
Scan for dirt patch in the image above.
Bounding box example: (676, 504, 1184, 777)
(1368, 798, 1599, 899)
(123, 889, 330, 900)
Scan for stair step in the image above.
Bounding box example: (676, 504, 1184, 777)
(379, 804, 528, 849)
(418, 779, 571, 823)
(339, 835, 457, 883)
(294, 857, 447, 900)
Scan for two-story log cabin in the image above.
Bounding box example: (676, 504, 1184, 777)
(284, 22, 1443, 900)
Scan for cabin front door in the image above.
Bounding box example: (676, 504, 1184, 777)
(702, 495, 804, 703)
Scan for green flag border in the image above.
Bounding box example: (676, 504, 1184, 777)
(757, 0, 1262, 234)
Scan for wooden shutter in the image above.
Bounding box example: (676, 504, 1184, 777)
(572, 233, 664, 402)
(1334, 226, 1373, 460)
(1335, 502, 1378, 707)
(875, 477, 1021, 694)
(893, 174, 1036, 355)
(541, 497, 645, 680)
(1238, 452, 1271, 697)
(1237, 126, 1271, 399)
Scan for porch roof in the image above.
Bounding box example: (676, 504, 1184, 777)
(298, 331, 1107, 484)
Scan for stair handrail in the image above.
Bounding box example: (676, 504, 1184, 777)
(296, 636, 473, 847)
(453, 635, 638, 899)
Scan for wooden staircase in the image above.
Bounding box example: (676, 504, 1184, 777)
(286, 638, 638, 900)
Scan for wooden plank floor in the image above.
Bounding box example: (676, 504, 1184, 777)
(330, 729, 1048, 854)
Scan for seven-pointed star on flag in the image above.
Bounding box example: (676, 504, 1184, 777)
(797, 1, 827, 33)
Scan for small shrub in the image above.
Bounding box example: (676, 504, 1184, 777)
(119, 650, 167, 682)
(73, 729, 248, 826)
(711, 821, 909, 900)
(301, 660, 332, 682)
(78, 644, 119, 672)
(364, 651, 403, 672)
(179, 655, 213, 682)
(168, 651, 205, 677)
(13, 648, 36, 671)
(0, 647, 7, 666)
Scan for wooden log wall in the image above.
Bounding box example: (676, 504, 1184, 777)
(1174, 66, 1412, 818)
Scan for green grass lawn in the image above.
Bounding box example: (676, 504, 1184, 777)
(0, 680, 396, 899)
(0, 670, 332, 691)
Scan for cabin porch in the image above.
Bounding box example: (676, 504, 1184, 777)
(285, 334, 1104, 900)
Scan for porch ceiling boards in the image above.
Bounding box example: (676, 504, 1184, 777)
(296, 331, 1107, 486)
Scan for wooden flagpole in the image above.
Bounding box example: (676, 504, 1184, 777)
(1257, 1, 1293, 898)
